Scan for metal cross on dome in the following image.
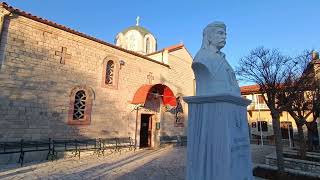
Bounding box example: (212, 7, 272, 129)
(136, 16, 140, 26)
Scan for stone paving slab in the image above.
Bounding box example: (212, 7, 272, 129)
(0, 145, 274, 180)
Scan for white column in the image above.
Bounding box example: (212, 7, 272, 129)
(184, 95, 253, 180)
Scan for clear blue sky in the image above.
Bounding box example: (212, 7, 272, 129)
(5, 0, 320, 71)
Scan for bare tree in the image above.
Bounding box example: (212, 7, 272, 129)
(236, 47, 295, 172)
(305, 90, 320, 151)
(276, 50, 312, 159)
(302, 52, 320, 151)
(278, 51, 320, 158)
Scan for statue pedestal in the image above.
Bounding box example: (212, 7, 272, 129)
(184, 94, 253, 180)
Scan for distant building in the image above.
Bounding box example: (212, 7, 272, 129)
(241, 52, 320, 142)
(241, 85, 297, 140)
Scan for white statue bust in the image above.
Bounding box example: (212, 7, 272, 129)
(192, 21, 240, 97)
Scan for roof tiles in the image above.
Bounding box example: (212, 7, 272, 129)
(240, 84, 261, 94)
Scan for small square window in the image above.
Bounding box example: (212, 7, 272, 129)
(257, 121, 268, 131)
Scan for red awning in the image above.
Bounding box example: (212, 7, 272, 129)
(131, 84, 177, 106)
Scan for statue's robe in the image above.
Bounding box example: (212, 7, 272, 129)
(192, 48, 240, 97)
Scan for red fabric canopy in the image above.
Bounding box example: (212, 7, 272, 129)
(131, 84, 177, 106)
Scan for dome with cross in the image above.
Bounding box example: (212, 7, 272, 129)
(115, 16, 157, 55)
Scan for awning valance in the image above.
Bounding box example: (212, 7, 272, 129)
(131, 84, 177, 106)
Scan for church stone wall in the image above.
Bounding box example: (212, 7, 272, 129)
(159, 49, 194, 136)
(0, 14, 194, 142)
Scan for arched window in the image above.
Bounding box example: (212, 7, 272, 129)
(106, 60, 114, 85)
(101, 57, 119, 89)
(73, 90, 86, 120)
(68, 85, 94, 125)
(146, 37, 150, 54)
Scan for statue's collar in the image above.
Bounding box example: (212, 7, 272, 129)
(200, 47, 226, 59)
(213, 49, 226, 58)
(216, 51, 226, 58)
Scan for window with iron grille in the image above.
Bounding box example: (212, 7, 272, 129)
(106, 60, 114, 85)
(68, 86, 93, 125)
(73, 90, 86, 120)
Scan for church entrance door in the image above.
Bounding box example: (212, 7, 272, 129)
(140, 114, 153, 148)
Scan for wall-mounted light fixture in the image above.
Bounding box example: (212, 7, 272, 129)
(119, 60, 125, 69)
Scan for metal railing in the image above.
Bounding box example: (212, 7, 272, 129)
(160, 135, 187, 147)
(0, 137, 135, 166)
(250, 138, 297, 147)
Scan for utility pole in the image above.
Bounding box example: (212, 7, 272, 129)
(257, 95, 263, 146)
(287, 112, 292, 147)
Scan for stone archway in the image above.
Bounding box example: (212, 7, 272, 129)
(132, 84, 177, 148)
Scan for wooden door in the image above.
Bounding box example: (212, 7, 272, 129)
(140, 114, 152, 148)
(147, 115, 152, 146)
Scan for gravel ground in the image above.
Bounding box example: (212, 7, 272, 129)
(0, 145, 274, 180)
(251, 144, 275, 164)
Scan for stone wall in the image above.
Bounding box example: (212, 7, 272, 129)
(265, 153, 320, 173)
(0, 12, 194, 142)
(160, 48, 194, 136)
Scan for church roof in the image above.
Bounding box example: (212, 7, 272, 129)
(147, 43, 184, 56)
(121, 25, 153, 37)
(0, 2, 169, 68)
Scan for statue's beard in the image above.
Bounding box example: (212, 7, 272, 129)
(217, 41, 226, 49)
(212, 42, 225, 50)
(203, 40, 225, 51)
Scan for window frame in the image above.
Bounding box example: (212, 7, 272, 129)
(257, 121, 268, 132)
(105, 60, 115, 85)
(101, 56, 119, 89)
(257, 94, 266, 104)
(146, 37, 150, 54)
(68, 85, 94, 125)
(72, 90, 87, 120)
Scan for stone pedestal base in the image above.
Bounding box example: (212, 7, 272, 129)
(184, 95, 253, 180)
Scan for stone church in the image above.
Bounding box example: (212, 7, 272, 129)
(0, 3, 194, 148)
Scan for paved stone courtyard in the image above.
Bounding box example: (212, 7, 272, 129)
(0, 145, 274, 180)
